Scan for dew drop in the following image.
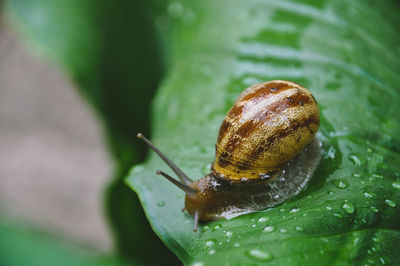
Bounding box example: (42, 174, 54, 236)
(234, 243, 240, 247)
(363, 191, 375, 198)
(225, 231, 233, 237)
(371, 174, 383, 179)
(371, 206, 379, 213)
(202, 225, 210, 232)
(262, 226, 275, 233)
(212, 224, 222, 231)
(379, 257, 385, 264)
(333, 179, 349, 189)
(333, 212, 343, 218)
(326, 206, 332, 211)
(342, 203, 355, 214)
(208, 249, 215, 255)
(348, 154, 362, 166)
(296, 226, 304, 232)
(245, 249, 273, 262)
(204, 239, 216, 249)
(324, 146, 336, 159)
(352, 173, 361, 178)
(392, 182, 400, 190)
(289, 207, 300, 213)
(192, 262, 204, 266)
(157, 201, 166, 207)
(385, 199, 396, 208)
(280, 228, 288, 233)
(257, 217, 269, 223)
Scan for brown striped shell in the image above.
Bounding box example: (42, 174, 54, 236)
(137, 80, 321, 228)
(211, 80, 319, 183)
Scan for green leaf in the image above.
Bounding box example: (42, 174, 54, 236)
(127, 0, 400, 264)
(0, 220, 125, 266)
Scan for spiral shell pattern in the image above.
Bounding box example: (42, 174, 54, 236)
(212, 80, 319, 182)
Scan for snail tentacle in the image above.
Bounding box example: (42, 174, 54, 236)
(137, 133, 194, 185)
(156, 170, 198, 197)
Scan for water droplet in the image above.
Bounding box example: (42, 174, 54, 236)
(234, 243, 240, 247)
(208, 249, 215, 255)
(289, 207, 300, 213)
(352, 173, 361, 178)
(245, 249, 273, 262)
(342, 203, 355, 214)
(280, 208, 285, 212)
(204, 239, 216, 249)
(333, 179, 349, 189)
(379, 257, 386, 264)
(157, 201, 166, 207)
(296, 226, 303, 232)
(192, 262, 204, 266)
(251, 224, 256, 228)
(262, 225, 275, 233)
(371, 174, 383, 179)
(324, 146, 336, 159)
(348, 154, 362, 166)
(326, 206, 332, 211)
(202, 225, 210, 232)
(392, 182, 400, 190)
(257, 217, 269, 223)
(371, 206, 379, 212)
(385, 199, 396, 208)
(225, 231, 233, 237)
(333, 212, 343, 218)
(212, 224, 222, 231)
(363, 191, 375, 198)
(280, 228, 288, 233)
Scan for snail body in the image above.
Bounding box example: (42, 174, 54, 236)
(138, 80, 321, 231)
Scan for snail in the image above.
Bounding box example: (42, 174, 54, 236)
(137, 80, 321, 232)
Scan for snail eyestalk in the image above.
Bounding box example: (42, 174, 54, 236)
(137, 133, 193, 185)
(156, 170, 198, 197)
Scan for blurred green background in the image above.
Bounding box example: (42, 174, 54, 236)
(0, 0, 178, 265)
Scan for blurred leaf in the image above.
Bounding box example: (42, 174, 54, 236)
(5, 0, 179, 264)
(127, 0, 400, 264)
(0, 220, 125, 266)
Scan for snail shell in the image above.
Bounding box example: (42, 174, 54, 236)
(213, 80, 320, 182)
(138, 80, 321, 231)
